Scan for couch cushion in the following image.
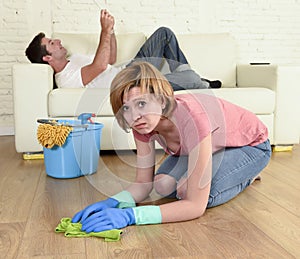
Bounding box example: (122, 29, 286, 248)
(49, 87, 275, 118)
(176, 33, 237, 88)
(48, 88, 113, 117)
(52, 32, 146, 65)
(175, 88, 275, 114)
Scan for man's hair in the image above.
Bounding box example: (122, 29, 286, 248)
(25, 32, 49, 64)
(110, 61, 176, 132)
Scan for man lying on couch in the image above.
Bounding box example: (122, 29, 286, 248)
(25, 9, 221, 90)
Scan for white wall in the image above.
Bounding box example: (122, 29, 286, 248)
(1, 0, 300, 135)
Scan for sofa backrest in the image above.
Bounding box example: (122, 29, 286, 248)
(176, 33, 237, 87)
(52, 32, 146, 65)
(52, 32, 237, 87)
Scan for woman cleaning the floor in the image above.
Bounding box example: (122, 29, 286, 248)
(71, 61, 271, 232)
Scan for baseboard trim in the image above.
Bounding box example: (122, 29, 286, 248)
(0, 126, 15, 136)
(272, 145, 294, 152)
(23, 152, 44, 160)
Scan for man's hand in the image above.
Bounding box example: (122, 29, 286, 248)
(100, 9, 114, 34)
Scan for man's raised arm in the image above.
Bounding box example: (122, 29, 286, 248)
(81, 9, 115, 86)
(109, 29, 117, 65)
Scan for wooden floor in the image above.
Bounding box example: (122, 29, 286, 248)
(0, 135, 299, 259)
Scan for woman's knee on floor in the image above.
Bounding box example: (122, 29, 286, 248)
(154, 174, 177, 197)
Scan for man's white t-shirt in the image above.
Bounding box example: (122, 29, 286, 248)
(55, 54, 126, 89)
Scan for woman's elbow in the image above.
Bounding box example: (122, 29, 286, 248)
(192, 207, 206, 219)
(198, 207, 206, 218)
(188, 201, 207, 219)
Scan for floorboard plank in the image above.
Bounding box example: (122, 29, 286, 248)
(0, 222, 25, 259)
(17, 173, 86, 258)
(0, 136, 299, 258)
(231, 185, 300, 258)
(253, 169, 299, 216)
(85, 227, 152, 258)
(0, 157, 43, 223)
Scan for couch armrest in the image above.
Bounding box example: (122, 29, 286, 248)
(237, 64, 300, 145)
(237, 64, 278, 90)
(13, 63, 53, 153)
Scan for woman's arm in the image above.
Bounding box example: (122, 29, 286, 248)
(76, 133, 213, 233)
(126, 138, 156, 203)
(160, 134, 212, 222)
(71, 137, 156, 224)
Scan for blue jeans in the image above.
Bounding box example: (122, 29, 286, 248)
(132, 27, 209, 90)
(155, 139, 272, 208)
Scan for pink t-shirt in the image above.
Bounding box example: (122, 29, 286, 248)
(133, 93, 268, 155)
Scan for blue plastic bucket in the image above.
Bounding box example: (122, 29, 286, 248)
(43, 120, 104, 179)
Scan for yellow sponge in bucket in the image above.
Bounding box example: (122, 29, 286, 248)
(37, 124, 72, 148)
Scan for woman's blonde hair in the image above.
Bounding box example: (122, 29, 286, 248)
(110, 61, 176, 131)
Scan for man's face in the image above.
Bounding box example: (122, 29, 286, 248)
(41, 37, 67, 60)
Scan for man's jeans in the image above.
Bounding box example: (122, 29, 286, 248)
(155, 139, 272, 208)
(133, 27, 209, 90)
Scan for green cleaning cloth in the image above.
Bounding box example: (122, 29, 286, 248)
(55, 217, 122, 242)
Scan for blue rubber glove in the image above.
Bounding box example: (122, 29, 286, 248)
(72, 198, 119, 223)
(81, 208, 136, 233)
(72, 191, 136, 223)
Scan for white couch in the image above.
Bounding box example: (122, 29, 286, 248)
(13, 31, 300, 154)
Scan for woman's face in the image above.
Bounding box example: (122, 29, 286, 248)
(122, 86, 163, 134)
